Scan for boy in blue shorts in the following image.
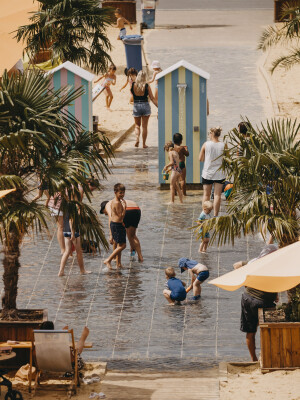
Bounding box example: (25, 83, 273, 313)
(163, 267, 187, 305)
(178, 258, 209, 301)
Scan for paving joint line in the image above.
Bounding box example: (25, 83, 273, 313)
(146, 205, 169, 359)
(26, 228, 57, 309)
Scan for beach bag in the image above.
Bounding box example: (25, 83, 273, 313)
(224, 183, 233, 199)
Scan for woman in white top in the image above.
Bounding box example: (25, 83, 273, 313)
(199, 127, 226, 216)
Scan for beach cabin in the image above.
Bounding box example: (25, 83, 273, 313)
(48, 61, 95, 132)
(157, 60, 210, 187)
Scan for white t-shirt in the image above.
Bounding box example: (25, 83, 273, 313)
(201, 140, 226, 181)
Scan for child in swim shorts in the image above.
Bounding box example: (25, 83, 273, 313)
(163, 267, 187, 305)
(115, 8, 132, 39)
(178, 257, 209, 301)
(173, 133, 189, 196)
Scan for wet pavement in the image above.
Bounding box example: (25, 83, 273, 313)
(0, 120, 266, 369)
(0, 7, 273, 371)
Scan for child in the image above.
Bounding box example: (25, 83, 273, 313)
(178, 257, 209, 301)
(94, 64, 117, 109)
(148, 60, 162, 104)
(163, 267, 186, 305)
(58, 212, 91, 277)
(104, 183, 127, 270)
(197, 200, 213, 253)
(120, 67, 138, 97)
(173, 133, 189, 196)
(163, 141, 183, 204)
(115, 8, 132, 39)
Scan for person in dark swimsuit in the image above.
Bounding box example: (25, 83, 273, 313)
(131, 70, 157, 148)
(100, 199, 143, 262)
(173, 133, 189, 196)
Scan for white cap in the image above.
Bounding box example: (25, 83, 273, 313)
(151, 60, 161, 69)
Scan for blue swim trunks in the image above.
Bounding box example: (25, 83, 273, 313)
(197, 270, 209, 282)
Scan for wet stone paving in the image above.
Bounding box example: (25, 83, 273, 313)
(0, 15, 271, 369)
(1, 120, 266, 370)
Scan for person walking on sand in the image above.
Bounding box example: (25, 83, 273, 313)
(115, 8, 132, 39)
(173, 132, 189, 196)
(100, 198, 143, 262)
(104, 183, 127, 270)
(131, 70, 157, 148)
(199, 127, 226, 216)
(163, 141, 183, 204)
(94, 64, 117, 109)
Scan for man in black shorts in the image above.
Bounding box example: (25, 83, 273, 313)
(100, 198, 143, 262)
(234, 245, 278, 361)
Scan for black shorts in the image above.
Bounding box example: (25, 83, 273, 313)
(240, 292, 275, 333)
(110, 222, 126, 244)
(202, 177, 225, 185)
(123, 209, 141, 229)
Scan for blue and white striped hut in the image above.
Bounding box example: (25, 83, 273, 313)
(156, 60, 210, 186)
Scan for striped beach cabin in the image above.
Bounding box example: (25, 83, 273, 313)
(157, 60, 210, 186)
(48, 61, 95, 132)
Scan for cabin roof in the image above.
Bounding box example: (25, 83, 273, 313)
(156, 59, 210, 80)
(47, 61, 95, 82)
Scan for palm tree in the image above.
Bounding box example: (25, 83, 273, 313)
(199, 119, 300, 247)
(0, 68, 113, 319)
(258, 1, 300, 72)
(15, 0, 113, 74)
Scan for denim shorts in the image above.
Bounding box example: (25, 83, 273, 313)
(197, 270, 209, 282)
(133, 102, 151, 117)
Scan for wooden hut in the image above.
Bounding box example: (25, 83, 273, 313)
(156, 60, 210, 187)
(48, 61, 95, 132)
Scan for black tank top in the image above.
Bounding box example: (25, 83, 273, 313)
(131, 82, 149, 103)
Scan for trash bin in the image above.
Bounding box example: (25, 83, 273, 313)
(141, 0, 157, 29)
(122, 35, 143, 71)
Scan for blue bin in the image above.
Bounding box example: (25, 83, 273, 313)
(122, 35, 143, 72)
(142, 9, 155, 29)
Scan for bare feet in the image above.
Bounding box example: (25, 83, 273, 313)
(58, 270, 65, 277)
(116, 264, 124, 269)
(143, 145, 148, 149)
(138, 257, 144, 262)
(81, 270, 92, 275)
(104, 259, 113, 270)
(135, 141, 139, 147)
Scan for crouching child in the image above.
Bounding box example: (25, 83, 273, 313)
(163, 267, 187, 305)
(178, 257, 209, 301)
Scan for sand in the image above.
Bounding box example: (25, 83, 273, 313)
(92, 26, 156, 144)
(220, 363, 300, 400)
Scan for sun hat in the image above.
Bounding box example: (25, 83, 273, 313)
(178, 257, 199, 273)
(100, 200, 109, 214)
(151, 60, 161, 69)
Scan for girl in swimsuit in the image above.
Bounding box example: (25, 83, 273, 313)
(148, 60, 162, 104)
(163, 141, 183, 204)
(94, 64, 117, 109)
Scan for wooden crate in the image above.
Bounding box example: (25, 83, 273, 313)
(102, 1, 137, 23)
(259, 308, 300, 372)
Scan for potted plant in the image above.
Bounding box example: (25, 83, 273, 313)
(200, 118, 300, 368)
(0, 68, 112, 341)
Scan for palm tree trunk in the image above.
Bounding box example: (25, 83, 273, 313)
(1, 228, 21, 320)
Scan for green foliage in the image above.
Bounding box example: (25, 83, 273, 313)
(0, 68, 113, 247)
(197, 118, 300, 248)
(0, 68, 113, 313)
(283, 286, 300, 321)
(258, 1, 300, 72)
(15, 0, 113, 74)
